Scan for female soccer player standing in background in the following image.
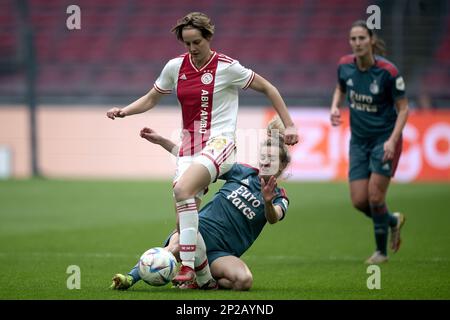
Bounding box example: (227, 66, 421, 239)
(330, 20, 409, 264)
(106, 12, 298, 285)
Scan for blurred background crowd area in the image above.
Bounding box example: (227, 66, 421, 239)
(0, 0, 449, 108)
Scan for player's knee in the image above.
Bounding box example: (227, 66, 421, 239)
(173, 184, 196, 201)
(368, 192, 385, 205)
(233, 273, 253, 291)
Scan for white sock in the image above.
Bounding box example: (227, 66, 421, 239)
(195, 232, 213, 286)
(177, 198, 198, 270)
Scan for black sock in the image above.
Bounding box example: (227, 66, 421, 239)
(370, 203, 389, 255)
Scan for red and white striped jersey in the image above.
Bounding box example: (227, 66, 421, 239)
(154, 51, 255, 156)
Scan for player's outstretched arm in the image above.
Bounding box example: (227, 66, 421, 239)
(140, 127, 179, 156)
(106, 88, 164, 120)
(249, 74, 299, 146)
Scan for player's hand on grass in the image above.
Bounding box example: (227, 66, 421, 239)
(330, 107, 342, 126)
(284, 126, 299, 146)
(106, 107, 126, 120)
(261, 176, 277, 202)
(140, 127, 162, 145)
(383, 139, 396, 162)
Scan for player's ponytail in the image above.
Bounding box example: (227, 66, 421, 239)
(372, 34, 386, 57)
(351, 20, 386, 57)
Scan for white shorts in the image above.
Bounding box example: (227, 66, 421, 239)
(173, 135, 236, 198)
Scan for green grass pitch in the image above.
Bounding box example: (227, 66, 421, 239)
(0, 179, 449, 299)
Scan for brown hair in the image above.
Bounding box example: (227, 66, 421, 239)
(171, 12, 215, 42)
(351, 20, 386, 56)
(264, 115, 291, 171)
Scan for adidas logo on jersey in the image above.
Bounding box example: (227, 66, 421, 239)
(179, 73, 187, 80)
(241, 178, 249, 186)
(346, 78, 353, 87)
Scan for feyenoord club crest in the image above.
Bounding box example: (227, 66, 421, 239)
(370, 80, 379, 94)
(201, 72, 213, 85)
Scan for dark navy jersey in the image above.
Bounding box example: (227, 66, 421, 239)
(198, 163, 289, 258)
(337, 54, 406, 141)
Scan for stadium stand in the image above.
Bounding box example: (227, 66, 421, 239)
(0, 0, 448, 106)
(421, 16, 450, 99)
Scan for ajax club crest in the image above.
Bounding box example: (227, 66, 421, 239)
(201, 72, 213, 85)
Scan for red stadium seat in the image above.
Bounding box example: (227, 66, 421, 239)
(0, 0, 447, 102)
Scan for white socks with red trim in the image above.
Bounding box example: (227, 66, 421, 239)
(176, 198, 198, 270)
(195, 232, 213, 287)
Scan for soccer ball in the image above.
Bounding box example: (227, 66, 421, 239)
(138, 247, 177, 286)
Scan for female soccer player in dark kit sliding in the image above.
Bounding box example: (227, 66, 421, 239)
(106, 12, 298, 285)
(330, 20, 409, 264)
(111, 118, 291, 290)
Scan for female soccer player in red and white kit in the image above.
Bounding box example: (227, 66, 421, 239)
(106, 12, 298, 286)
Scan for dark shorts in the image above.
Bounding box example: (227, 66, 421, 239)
(349, 136, 402, 181)
(162, 225, 237, 266)
(200, 223, 241, 265)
